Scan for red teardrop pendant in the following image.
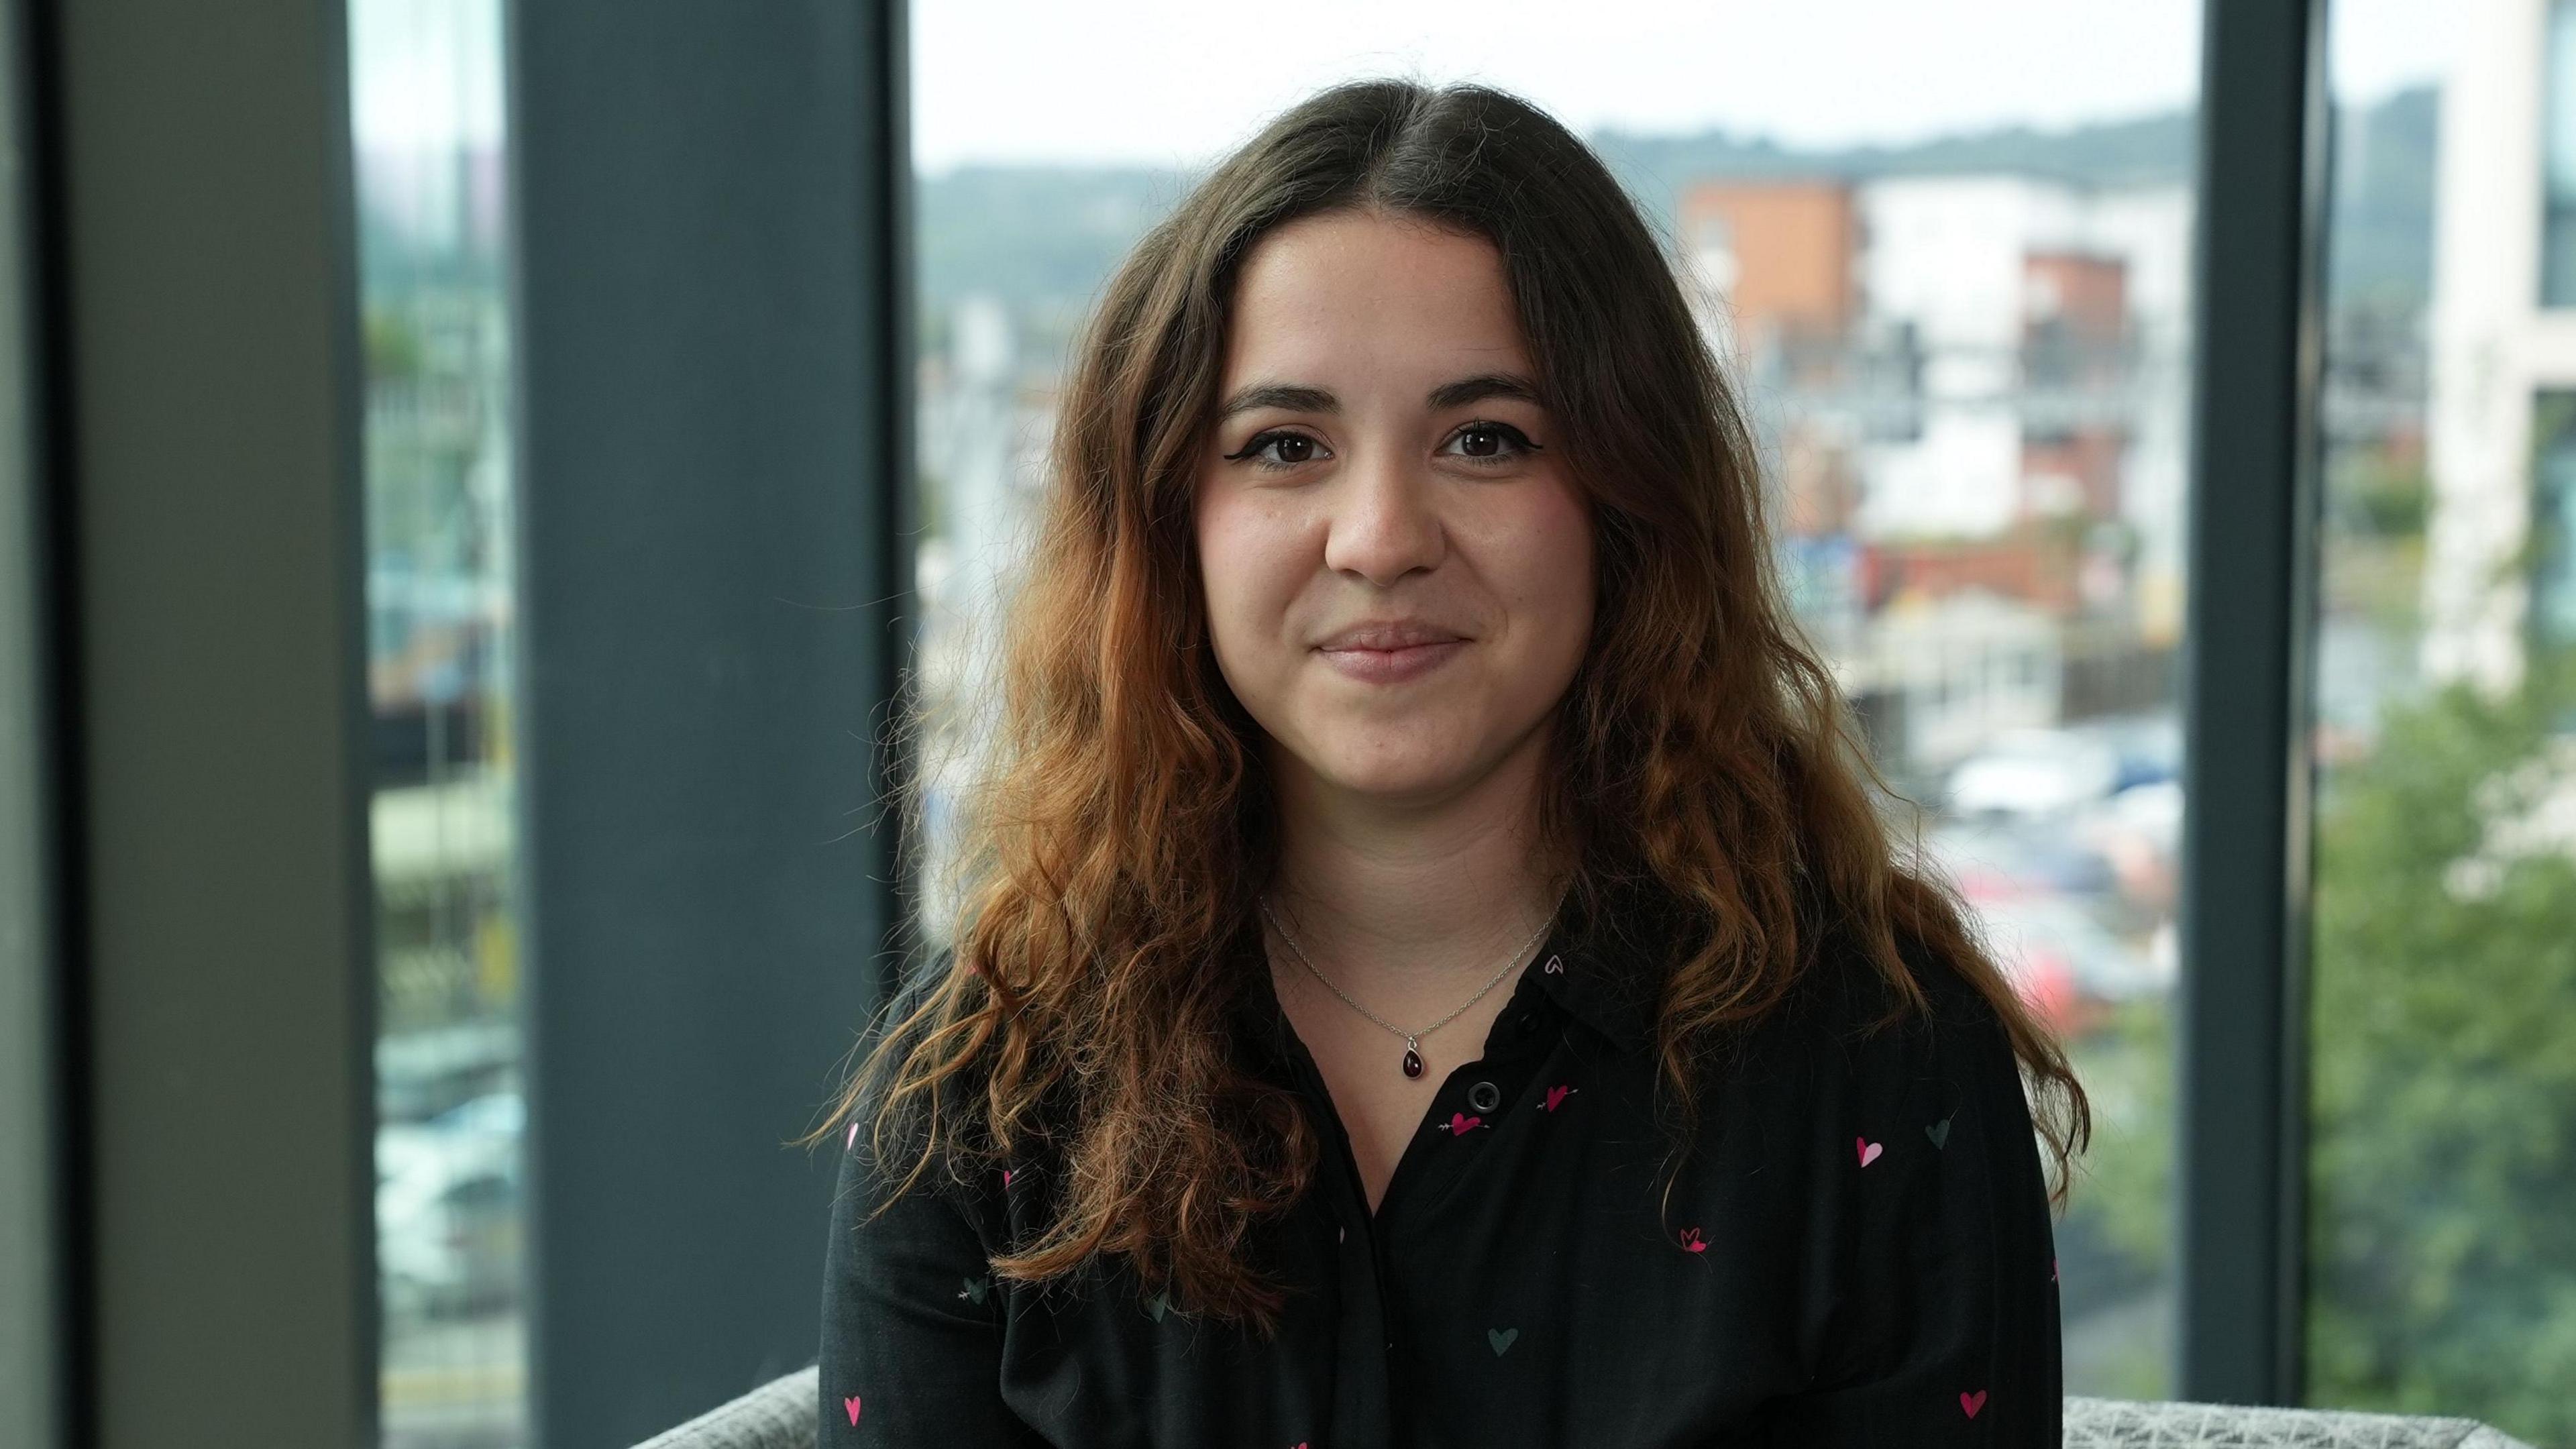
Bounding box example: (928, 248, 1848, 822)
(1401, 1045, 1424, 1078)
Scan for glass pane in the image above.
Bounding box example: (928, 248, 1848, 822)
(913, 0, 2202, 1398)
(350, 1, 526, 1444)
(2545, 0, 2576, 307)
(2307, 3, 2576, 1441)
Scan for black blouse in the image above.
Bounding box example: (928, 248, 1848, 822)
(818, 902, 2062, 1447)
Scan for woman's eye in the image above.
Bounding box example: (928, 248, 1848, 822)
(1226, 430, 1330, 472)
(1442, 421, 1542, 468)
(1222, 422, 1542, 473)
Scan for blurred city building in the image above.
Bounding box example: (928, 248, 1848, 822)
(1673, 172, 2192, 784)
(2419, 0, 2576, 689)
(352, 8, 527, 1437)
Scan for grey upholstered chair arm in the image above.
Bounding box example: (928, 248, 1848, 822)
(631, 1364, 818, 1449)
(627, 1373, 2541, 1449)
(2064, 1395, 2536, 1448)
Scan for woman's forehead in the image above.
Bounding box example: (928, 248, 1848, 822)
(1222, 216, 1533, 402)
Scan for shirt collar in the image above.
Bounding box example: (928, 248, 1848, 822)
(1524, 883, 1664, 1054)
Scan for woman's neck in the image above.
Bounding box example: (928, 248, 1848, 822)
(1263, 728, 1567, 1002)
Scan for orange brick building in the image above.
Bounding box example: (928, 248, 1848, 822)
(1677, 179, 1859, 361)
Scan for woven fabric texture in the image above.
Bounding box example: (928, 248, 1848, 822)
(623, 1373, 2538, 1449)
(631, 1364, 817, 1449)
(2064, 1395, 2534, 1449)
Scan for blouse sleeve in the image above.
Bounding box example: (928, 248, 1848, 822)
(816, 1076, 1042, 1443)
(1768, 953, 2065, 1446)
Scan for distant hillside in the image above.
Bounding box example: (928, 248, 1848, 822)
(912, 85, 2439, 352)
(1593, 106, 2198, 203)
(915, 165, 1193, 356)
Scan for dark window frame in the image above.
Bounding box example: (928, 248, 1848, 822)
(22, 0, 380, 1441)
(3, 0, 63, 1440)
(505, 1, 914, 1440)
(2176, 0, 2332, 1405)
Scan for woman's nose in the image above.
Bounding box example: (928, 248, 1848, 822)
(1320, 446, 1445, 586)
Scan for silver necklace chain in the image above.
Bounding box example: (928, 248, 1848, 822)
(1260, 890, 1565, 1075)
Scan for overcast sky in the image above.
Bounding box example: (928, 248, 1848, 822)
(348, 0, 2454, 164)
(909, 0, 2455, 174)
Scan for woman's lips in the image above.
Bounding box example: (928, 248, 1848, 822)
(1316, 638, 1468, 684)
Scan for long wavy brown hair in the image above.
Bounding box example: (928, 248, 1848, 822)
(827, 77, 2090, 1331)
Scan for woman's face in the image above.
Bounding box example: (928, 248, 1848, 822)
(1194, 209, 1596, 808)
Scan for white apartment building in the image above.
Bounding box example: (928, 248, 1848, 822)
(1854, 174, 2193, 619)
(2421, 0, 2576, 688)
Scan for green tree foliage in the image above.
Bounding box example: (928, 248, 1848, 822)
(364, 305, 425, 386)
(2307, 657, 2576, 1446)
(2056, 996, 2177, 1399)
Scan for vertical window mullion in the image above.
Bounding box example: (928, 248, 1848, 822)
(508, 1, 910, 1439)
(39, 0, 378, 1440)
(2176, 0, 2332, 1405)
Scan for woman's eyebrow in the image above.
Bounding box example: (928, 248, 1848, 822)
(1426, 372, 1541, 411)
(1214, 372, 1543, 423)
(1216, 382, 1337, 421)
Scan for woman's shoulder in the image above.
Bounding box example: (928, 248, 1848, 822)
(852, 942, 1087, 1164)
(1725, 923, 2022, 1105)
(839, 947, 994, 1165)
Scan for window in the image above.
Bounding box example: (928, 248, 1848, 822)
(912, 0, 2204, 1399)
(2534, 393, 2576, 650)
(2542, 0, 2576, 307)
(349, 1, 526, 1443)
(47, 4, 2569, 1435)
(2305, 3, 2576, 1441)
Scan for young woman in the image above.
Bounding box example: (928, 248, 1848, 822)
(820, 78, 2087, 1447)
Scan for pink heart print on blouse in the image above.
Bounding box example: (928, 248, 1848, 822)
(843, 1395, 863, 1426)
(845, 1120, 859, 1150)
(1449, 1112, 1484, 1134)
(1541, 1084, 1574, 1112)
(1856, 1136, 1884, 1167)
(1678, 1226, 1707, 1253)
(1001, 1167, 1015, 1187)
(1960, 1389, 1987, 1419)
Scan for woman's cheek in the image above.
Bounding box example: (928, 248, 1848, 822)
(1199, 543, 1295, 713)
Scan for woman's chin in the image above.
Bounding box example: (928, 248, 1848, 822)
(1311, 752, 1487, 806)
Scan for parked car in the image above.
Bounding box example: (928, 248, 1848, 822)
(1925, 816, 2120, 900)
(1966, 894, 2169, 1011)
(1946, 728, 2123, 820)
(377, 1106, 523, 1321)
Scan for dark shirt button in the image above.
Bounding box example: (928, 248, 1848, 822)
(1467, 1080, 1501, 1113)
